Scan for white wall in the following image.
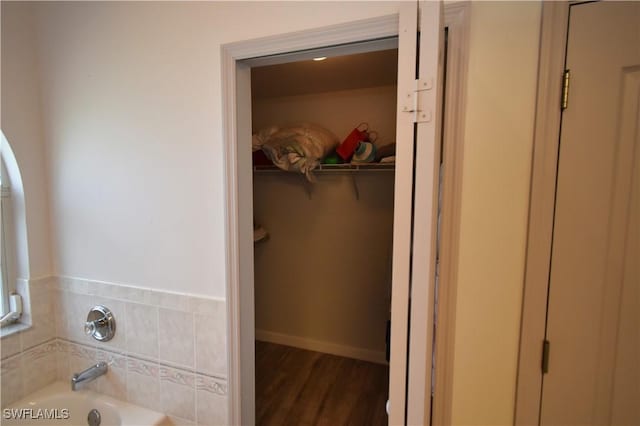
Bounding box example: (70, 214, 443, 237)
(32, 1, 402, 298)
(252, 85, 397, 146)
(451, 2, 541, 424)
(253, 172, 394, 361)
(1, 2, 52, 279)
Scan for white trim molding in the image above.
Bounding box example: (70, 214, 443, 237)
(222, 15, 399, 62)
(431, 3, 471, 425)
(515, 2, 570, 424)
(255, 330, 387, 365)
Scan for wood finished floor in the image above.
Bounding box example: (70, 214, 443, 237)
(255, 341, 389, 426)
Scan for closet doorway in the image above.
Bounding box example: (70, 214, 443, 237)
(222, 3, 469, 425)
(251, 45, 397, 426)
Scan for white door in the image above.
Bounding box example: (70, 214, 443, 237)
(389, 2, 444, 425)
(541, 2, 640, 424)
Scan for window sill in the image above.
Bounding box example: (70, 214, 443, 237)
(1, 322, 30, 338)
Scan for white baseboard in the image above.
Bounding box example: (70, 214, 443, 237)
(255, 329, 388, 365)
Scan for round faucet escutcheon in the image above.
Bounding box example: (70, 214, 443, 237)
(85, 306, 116, 342)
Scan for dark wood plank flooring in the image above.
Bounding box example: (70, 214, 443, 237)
(256, 341, 389, 426)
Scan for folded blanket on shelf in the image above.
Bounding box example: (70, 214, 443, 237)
(255, 123, 339, 181)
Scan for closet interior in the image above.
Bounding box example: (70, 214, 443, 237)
(251, 43, 398, 425)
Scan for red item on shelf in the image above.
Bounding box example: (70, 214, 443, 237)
(252, 149, 273, 166)
(336, 124, 369, 161)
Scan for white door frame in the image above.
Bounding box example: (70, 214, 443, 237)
(432, 3, 470, 424)
(221, 14, 402, 425)
(515, 2, 569, 424)
(221, 5, 469, 425)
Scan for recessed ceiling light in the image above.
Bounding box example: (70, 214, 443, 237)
(313, 57, 327, 61)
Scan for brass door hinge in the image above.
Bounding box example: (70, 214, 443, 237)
(561, 70, 570, 110)
(542, 339, 550, 374)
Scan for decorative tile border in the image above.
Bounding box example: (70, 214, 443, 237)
(97, 349, 127, 369)
(161, 366, 195, 387)
(2, 275, 229, 424)
(1, 340, 57, 371)
(127, 355, 159, 378)
(21, 340, 57, 363)
(0, 354, 21, 374)
(2, 339, 229, 421)
(56, 339, 69, 354)
(68, 341, 96, 361)
(196, 374, 228, 396)
(62, 338, 226, 392)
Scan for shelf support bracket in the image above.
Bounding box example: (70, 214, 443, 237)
(351, 174, 360, 200)
(302, 176, 313, 200)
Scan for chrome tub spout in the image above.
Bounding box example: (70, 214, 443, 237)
(71, 362, 108, 391)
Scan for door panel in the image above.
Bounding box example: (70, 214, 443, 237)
(541, 2, 640, 424)
(609, 68, 640, 426)
(390, 2, 444, 424)
(389, 3, 418, 425)
(406, 2, 444, 425)
(388, 4, 418, 425)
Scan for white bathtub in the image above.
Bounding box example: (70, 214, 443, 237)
(3, 382, 170, 426)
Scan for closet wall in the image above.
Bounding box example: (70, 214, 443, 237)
(252, 85, 397, 146)
(252, 50, 397, 363)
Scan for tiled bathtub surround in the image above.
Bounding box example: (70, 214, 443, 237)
(1, 277, 57, 359)
(1, 277, 58, 405)
(58, 339, 227, 425)
(1, 339, 58, 405)
(1, 277, 228, 425)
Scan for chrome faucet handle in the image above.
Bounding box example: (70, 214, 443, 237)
(84, 306, 116, 342)
(84, 320, 97, 336)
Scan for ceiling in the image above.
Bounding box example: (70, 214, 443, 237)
(251, 48, 398, 99)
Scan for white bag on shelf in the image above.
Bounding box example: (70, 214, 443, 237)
(257, 123, 339, 181)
